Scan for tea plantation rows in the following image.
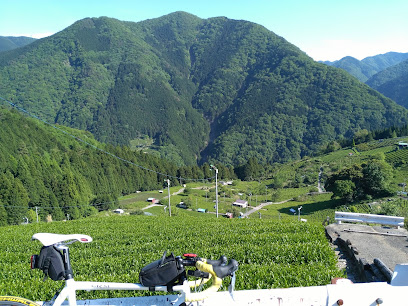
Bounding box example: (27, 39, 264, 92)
(0, 215, 343, 301)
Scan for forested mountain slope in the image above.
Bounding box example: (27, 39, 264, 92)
(0, 36, 36, 52)
(321, 56, 377, 82)
(322, 52, 408, 82)
(1, 12, 407, 166)
(366, 59, 408, 109)
(0, 106, 179, 225)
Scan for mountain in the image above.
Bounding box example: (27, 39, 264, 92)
(366, 58, 408, 108)
(0, 12, 407, 166)
(0, 105, 188, 225)
(320, 56, 377, 82)
(0, 36, 36, 52)
(322, 52, 408, 82)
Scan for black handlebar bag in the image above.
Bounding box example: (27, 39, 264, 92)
(139, 251, 185, 288)
(33, 246, 66, 281)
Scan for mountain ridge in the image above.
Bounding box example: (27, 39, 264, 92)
(321, 52, 408, 82)
(366, 58, 408, 109)
(1, 12, 407, 166)
(0, 36, 37, 52)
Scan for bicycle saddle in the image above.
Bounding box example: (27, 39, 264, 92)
(32, 233, 93, 246)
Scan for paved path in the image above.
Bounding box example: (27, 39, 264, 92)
(142, 188, 185, 210)
(242, 199, 293, 217)
(317, 166, 324, 193)
(142, 203, 162, 210)
(243, 168, 325, 218)
(161, 187, 185, 198)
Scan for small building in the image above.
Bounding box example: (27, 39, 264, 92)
(232, 199, 248, 208)
(219, 180, 233, 186)
(177, 202, 187, 209)
(113, 209, 124, 214)
(397, 142, 408, 149)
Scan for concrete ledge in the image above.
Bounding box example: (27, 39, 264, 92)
(325, 225, 394, 283)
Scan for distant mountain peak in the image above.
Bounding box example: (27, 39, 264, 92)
(322, 52, 408, 82)
(1, 13, 407, 166)
(0, 36, 36, 52)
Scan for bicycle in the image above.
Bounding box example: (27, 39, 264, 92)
(0, 296, 41, 306)
(0, 233, 238, 306)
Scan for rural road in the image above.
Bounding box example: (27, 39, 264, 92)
(142, 188, 185, 210)
(317, 166, 324, 193)
(242, 199, 293, 217)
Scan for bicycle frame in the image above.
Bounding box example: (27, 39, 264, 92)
(31, 233, 236, 306)
(44, 278, 188, 306)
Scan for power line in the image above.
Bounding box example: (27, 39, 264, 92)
(3, 201, 114, 209)
(0, 96, 216, 182)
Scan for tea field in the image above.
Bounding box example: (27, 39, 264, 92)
(0, 215, 343, 301)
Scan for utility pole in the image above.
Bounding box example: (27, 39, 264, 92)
(210, 164, 219, 218)
(265, 186, 268, 202)
(165, 179, 171, 216)
(35, 206, 39, 223)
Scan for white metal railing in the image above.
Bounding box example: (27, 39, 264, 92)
(335, 211, 405, 228)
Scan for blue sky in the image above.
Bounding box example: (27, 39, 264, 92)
(1, 0, 407, 61)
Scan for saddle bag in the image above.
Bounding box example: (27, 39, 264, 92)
(31, 245, 66, 281)
(139, 251, 185, 288)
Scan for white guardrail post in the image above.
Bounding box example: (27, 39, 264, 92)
(335, 211, 405, 229)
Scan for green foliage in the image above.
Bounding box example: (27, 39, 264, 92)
(0, 36, 36, 52)
(386, 148, 408, 166)
(322, 52, 408, 82)
(1, 13, 407, 166)
(325, 160, 393, 202)
(0, 215, 343, 300)
(0, 107, 223, 226)
(332, 180, 355, 202)
(323, 56, 378, 82)
(366, 58, 408, 108)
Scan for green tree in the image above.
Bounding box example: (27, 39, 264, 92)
(333, 180, 355, 202)
(324, 141, 341, 153)
(353, 129, 369, 145)
(183, 197, 193, 209)
(361, 160, 392, 196)
(0, 201, 8, 226)
(6, 178, 30, 225)
(326, 160, 393, 202)
(242, 157, 262, 181)
(27, 209, 37, 223)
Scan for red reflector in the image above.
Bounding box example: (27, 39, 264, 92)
(80, 238, 88, 242)
(30, 255, 36, 269)
(183, 253, 197, 258)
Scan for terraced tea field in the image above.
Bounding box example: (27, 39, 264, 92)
(0, 215, 343, 301)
